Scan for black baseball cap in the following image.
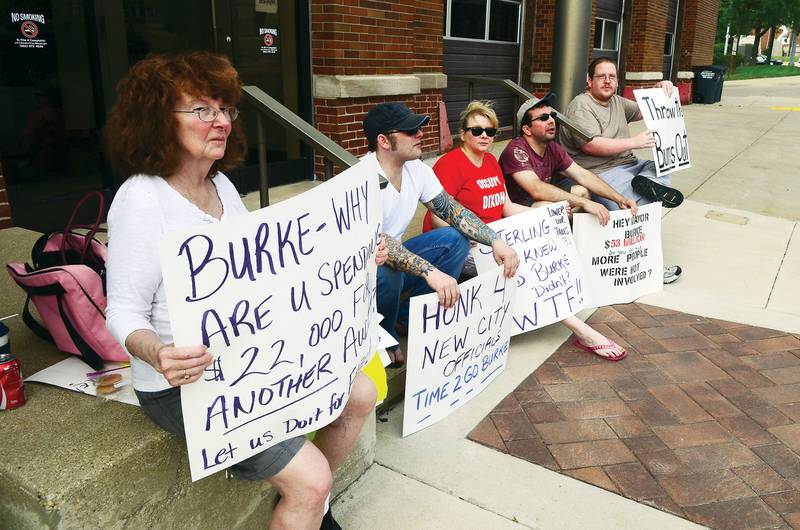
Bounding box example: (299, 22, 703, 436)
(363, 103, 430, 144)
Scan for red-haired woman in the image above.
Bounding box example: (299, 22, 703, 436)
(425, 101, 626, 361)
(104, 51, 379, 529)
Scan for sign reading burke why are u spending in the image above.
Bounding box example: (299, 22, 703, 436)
(159, 159, 382, 481)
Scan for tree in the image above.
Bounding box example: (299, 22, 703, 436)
(719, 0, 800, 64)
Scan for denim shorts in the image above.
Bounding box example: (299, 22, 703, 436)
(135, 387, 305, 481)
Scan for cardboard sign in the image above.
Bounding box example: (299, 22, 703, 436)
(634, 88, 691, 178)
(159, 160, 382, 481)
(572, 202, 663, 307)
(472, 203, 587, 335)
(402, 266, 516, 437)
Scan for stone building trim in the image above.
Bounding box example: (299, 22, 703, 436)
(313, 73, 447, 99)
(625, 71, 664, 81)
(531, 72, 551, 84)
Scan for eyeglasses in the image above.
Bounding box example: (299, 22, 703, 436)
(384, 126, 423, 136)
(174, 106, 239, 122)
(592, 74, 617, 81)
(527, 111, 557, 124)
(464, 126, 497, 137)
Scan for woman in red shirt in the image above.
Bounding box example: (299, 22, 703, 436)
(426, 101, 626, 361)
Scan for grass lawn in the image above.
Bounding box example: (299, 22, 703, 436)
(728, 64, 800, 80)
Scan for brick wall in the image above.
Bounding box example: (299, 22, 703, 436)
(313, 90, 442, 175)
(0, 163, 12, 229)
(310, 0, 444, 178)
(678, 0, 721, 71)
(625, 0, 669, 74)
(527, 0, 556, 94)
(522, 0, 719, 95)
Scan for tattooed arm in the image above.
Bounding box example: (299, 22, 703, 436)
(425, 190, 499, 246)
(424, 191, 520, 278)
(382, 233, 460, 308)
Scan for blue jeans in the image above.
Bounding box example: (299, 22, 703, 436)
(377, 227, 470, 346)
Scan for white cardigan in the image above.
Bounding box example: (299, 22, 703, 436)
(106, 173, 249, 392)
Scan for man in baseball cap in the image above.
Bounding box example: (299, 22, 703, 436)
(362, 102, 518, 367)
(498, 93, 637, 227)
(363, 102, 430, 150)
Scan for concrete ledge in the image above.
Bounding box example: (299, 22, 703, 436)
(677, 71, 695, 80)
(314, 75, 421, 99)
(625, 71, 663, 81)
(531, 72, 551, 84)
(414, 72, 447, 90)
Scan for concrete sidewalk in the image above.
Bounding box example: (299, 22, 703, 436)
(334, 77, 800, 528)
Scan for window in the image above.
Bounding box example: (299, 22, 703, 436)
(664, 32, 674, 56)
(447, 0, 521, 43)
(593, 18, 620, 51)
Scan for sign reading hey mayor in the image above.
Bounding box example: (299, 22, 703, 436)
(634, 87, 691, 178)
(572, 202, 663, 307)
(403, 266, 516, 437)
(159, 161, 381, 481)
(472, 202, 587, 335)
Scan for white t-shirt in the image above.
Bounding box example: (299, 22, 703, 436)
(105, 173, 249, 392)
(362, 152, 443, 240)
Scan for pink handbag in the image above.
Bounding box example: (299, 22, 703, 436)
(6, 192, 128, 369)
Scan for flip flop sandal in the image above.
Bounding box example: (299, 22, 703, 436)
(632, 175, 684, 208)
(572, 339, 628, 361)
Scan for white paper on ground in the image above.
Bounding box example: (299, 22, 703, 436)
(26, 357, 139, 406)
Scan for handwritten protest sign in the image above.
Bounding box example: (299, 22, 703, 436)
(402, 266, 516, 437)
(572, 202, 663, 307)
(159, 160, 382, 481)
(634, 88, 691, 178)
(472, 203, 587, 335)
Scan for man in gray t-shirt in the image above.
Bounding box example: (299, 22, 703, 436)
(559, 57, 684, 284)
(559, 57, 684, 212)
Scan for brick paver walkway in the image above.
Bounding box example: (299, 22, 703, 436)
(468, 303, 800, 529)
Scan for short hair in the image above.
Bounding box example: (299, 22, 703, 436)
(104, 51, 246, 179)
(460, 100, 499, 130)
(588, 56, 617, 78)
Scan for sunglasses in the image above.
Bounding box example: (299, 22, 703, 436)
(527, 111, 557, 124)
(384, 126, 423, 136)
(464, 126, 497, 137)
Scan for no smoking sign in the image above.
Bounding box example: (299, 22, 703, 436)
(21, 21, 38, 39)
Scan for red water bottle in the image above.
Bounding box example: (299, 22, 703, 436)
(0, 322, 26, 410)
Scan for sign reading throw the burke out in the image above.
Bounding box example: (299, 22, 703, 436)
(159, 160, 382, 481)
(472, 203, 586, 335)
(402, 266, 515, 437)
(572, 202, 663, 307)
(634, 88, 691, 178)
